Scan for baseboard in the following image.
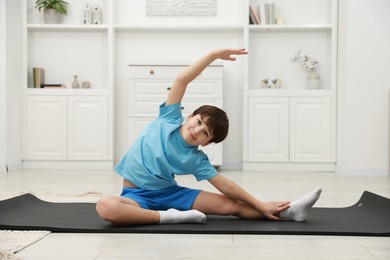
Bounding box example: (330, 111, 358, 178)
(6, 163, 23, 172)
(219, 162, 242, 170)
(0, 164, 6, 174)
(22, 160, 114, 170)
(341, 169, 389, 177)
(242, 162, 336, 172)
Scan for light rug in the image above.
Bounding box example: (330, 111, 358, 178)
(0, 230, 50, 259)
(0, 191, 103, 259)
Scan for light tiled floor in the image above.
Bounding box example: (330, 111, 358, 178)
(1, 169, 390, 260)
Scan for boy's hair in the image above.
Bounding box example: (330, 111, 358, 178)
(192, 105, 229, 143)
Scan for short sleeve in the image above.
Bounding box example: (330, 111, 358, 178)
(191, 151, 218, 181)
(159, 102, 183, 123)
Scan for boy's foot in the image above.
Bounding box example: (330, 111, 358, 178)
(280, 187, 322, 221)
(159, 208, 207, 224)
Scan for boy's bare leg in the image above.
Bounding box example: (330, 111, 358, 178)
(192, 187, 322, 221)
(96, 195, 206, 225)
(96, 195, 160, 225)
(192, 191, 267, 219)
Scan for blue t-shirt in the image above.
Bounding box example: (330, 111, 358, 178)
(114, 102, 217, 190)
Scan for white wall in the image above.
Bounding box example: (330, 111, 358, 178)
(0, 0, 7, 173)
(0, 0, 23, 173)
(337, 0, 390, 176)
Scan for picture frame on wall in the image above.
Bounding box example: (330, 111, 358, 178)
(146, 0, 217, 16)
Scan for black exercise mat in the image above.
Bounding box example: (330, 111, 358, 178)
(0, 191, 389, 236)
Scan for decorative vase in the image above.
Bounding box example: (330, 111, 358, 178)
(81, 81, 91, 89)
(44, 9, 62, 24)
(72, 75, 79, 88)
(306, 70, 320, 89)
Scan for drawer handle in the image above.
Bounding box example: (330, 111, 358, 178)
(149, 70, 154, 75)
(181, 106, 184, 110)
(167, 87, 171, 91)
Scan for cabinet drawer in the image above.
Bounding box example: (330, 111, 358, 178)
(129, 65, 223, 79)
(128, 99, 161, 117)
(129, 79, 223, 99)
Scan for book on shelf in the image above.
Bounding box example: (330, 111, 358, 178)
(41, 84, 66, 88)
(32, 67, 45, 88)
(249, 12, 254, 24)
(249, 6, 261, 25)
(250, 1, 276, 25)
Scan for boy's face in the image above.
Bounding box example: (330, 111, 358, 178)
(180, 114, 213, 147)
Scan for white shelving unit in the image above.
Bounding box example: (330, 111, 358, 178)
(22, 0, 113, 169)
(243, 0, 338, 171)
(21, 0, 337, 171)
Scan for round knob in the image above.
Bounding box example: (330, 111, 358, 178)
(149, 70, 154, 75)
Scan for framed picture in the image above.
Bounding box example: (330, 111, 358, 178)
(146, 0, 217, 16)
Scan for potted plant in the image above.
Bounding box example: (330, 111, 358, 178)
(35, 0, 68, 24)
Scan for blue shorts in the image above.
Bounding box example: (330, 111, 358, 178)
(120, 185, 202, 211)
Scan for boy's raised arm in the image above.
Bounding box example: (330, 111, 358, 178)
(165, 48, 247, 106)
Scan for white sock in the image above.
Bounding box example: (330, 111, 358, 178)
(159, 209, 207, 224)
(280, 187, 322, 221)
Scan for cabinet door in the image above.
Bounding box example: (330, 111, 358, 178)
(25, 96, 67, 160)
(248, 97, 289, 162)
(290, 97, 332, 162)
(68, 96, 108, 160)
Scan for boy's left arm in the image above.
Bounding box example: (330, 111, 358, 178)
(165, 48, 247, 106)
(208, 174, 290, 220)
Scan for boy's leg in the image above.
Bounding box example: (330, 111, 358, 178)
(192, 191, 266, 219)
(96, 195, 160, 225)
(96, 195, 206, 225)
(192, 187, 322, 221)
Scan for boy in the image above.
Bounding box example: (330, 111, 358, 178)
(96, 48, 322, 225)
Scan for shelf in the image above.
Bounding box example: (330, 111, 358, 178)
(246, 89, 335, 97)
(24, 88, 109, 96)
(114, 24, 243, 32)
(27, 24, 109, 32)
(249, 24, 332, 32)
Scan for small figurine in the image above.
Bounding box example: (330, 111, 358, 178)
(92, 5, 102, 25)
(272, 78, 283, 88)
(261, 79, 269, 88)
(83, 3, 92, 25)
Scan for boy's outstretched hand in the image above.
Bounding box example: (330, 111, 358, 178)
(213, 48, 248, 61)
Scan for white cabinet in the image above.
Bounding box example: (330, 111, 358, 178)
(68, 96, 108, 160)
(21, 0, 113, 168)
(246, 95, 335, 169)
(290, 97, 332, 162)
(128, 65, 224, 166)
(23, 94, 108, 161)
(243, 0, 338, 171)
(25, 96, 67, 160)
(248, 97, 289, 162)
